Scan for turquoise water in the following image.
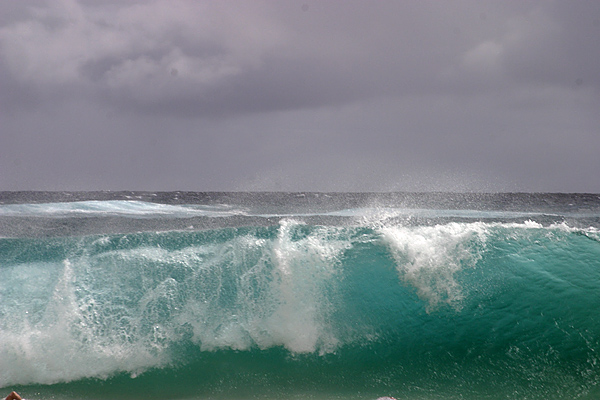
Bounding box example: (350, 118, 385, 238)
(1, 193, 599, 399)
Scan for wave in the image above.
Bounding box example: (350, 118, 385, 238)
(0, 200, 245, 218)
(1, 217, 599, 398)
(3, 198, 600, 220)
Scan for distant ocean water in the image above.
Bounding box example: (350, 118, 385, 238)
(1, 192, 599, 400)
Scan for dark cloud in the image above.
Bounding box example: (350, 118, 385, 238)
(0, 0, 599, 192)
(3, 0, 596, 114)
(0, 0, 520, 116)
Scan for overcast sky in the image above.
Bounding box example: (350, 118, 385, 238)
(1, 0, 599, 192)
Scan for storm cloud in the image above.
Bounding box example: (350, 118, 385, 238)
(1, 0, 599, 192)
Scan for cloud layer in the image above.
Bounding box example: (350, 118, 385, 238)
(1, 0, 599, 191)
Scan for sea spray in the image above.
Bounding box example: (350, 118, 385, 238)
(380, 222, 487, 311)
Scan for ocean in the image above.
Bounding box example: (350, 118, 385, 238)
(0, 192, 599, 400)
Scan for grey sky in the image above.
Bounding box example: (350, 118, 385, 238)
(1, 0, 599, 192)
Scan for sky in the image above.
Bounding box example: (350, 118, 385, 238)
(1, 0, 599, 193)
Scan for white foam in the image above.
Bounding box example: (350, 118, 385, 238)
(0, 200, 245, 218)
(0, 259, 168, 387)
(179, 219, 347, 355)
(266, 219, 343, 353)
(380, 222, 488, 311)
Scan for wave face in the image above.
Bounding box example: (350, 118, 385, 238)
(1, 192, 600, 400)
